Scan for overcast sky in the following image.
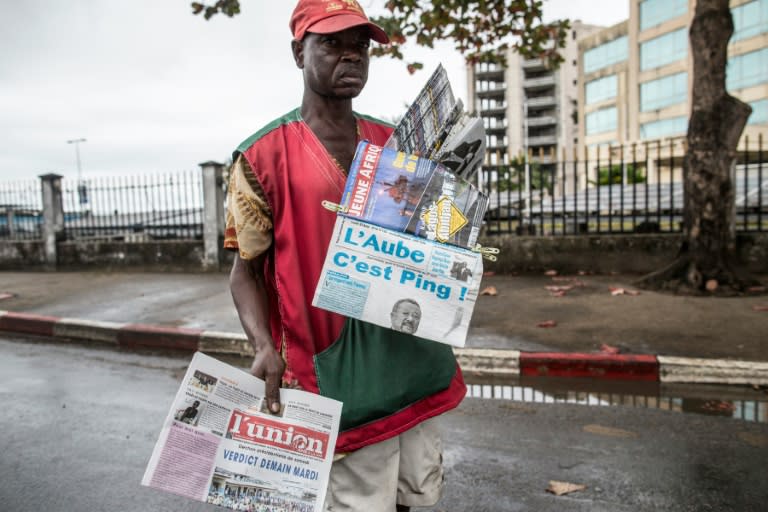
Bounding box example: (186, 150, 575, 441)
(0, 0, 628, 181)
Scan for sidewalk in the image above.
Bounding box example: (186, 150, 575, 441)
(1, 271, 767, 383)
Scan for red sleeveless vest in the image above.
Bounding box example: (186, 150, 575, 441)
(236, 109, 466, 452)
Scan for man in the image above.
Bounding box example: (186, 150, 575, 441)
(224, 1, 466, 510)
(179, 400, 199, 424)
(390, 299, 422, 334)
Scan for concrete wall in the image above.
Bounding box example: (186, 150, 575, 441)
(479, 232, 768, 274)
(0, 241, 47, 270)
(56, 240, 210, 272)
(2, 234, 766, 275)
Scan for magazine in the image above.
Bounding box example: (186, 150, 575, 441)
(340, 141, 489, 249)
(142, 352, 342, 512)
(384, 63, 456, 157)
(312, 216, 483, 347)
(384, 64, 486, 183)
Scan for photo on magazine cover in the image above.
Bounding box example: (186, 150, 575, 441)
(207, 467, 316, 512)
(341, 141, 488, 249)
(389, 298, 422, 334)
(403, 165, 489, 248)
(189, 369, 217, 393)
(174, 398, 204, 426)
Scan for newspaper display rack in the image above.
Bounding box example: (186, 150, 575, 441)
(142, 352, 342, 512)
(312, 64, 493, 347)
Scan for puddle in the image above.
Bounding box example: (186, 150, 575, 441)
(465, 376, 768, 423)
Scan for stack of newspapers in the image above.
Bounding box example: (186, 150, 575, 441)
(312, 65, 489, 347)
(358, 64, 489, 250)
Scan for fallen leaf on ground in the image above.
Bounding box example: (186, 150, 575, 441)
(609, 287, 640, 296)
(546, 481, 587, 496)
(537, 320, 557, 328)
(480, 286, 498, 296)
(544, 270, 558, 276)
(753, 305, 768, 312)
(600, 344, 620, 354)
(582, 424, 639, 438)
(546, 285, 573, 292)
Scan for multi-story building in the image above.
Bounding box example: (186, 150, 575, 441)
(580, 0, 768, 149)
(467, 21, 603, 172)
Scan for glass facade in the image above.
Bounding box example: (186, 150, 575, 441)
(584, 36, 628, 74)
(748, 99, 768, 125)
(640, 116, 687, 139)
(640, 28, 687, 70)
(586, 107, 618, 135)
(585, 75, 618, 105)
(640, 72, 687, 111)
(733, 0, 768, 42)
(639, 0, 688, 31)
(727, 48, 768, 91)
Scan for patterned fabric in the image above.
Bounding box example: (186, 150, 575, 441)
(224, 155, 272, 260)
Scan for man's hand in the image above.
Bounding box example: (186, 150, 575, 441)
(249, 341, 286, 414)
(230, 252, 286, 414)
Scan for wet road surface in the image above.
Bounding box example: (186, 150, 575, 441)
(0, 336, 766, 512)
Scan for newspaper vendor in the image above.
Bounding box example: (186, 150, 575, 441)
(224, 1, 466, 511)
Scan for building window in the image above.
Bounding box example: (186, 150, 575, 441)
(640, 72, 687, 111)
(748, 99, 768, 125)
(733, 0, 768, 42)
(727, 48, 768, 90)
(639, 0, 688, 31)
(640, 28, 687, 70)
(584, 36, 628, 74)
(585, 75, 618, 105)
(586, 107, 618, 135)
(640, 116, 687, 139)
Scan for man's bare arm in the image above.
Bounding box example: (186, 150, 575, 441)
(229, 252, 286, 413)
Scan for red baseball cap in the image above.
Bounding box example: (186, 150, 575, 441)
(290, 0, 390, 44)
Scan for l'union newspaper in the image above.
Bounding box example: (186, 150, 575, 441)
(142, 352, 341, 512)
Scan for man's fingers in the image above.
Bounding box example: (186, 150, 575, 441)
(265, 371, 282, 413)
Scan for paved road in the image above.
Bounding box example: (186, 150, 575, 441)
(1, 337, 766, 511)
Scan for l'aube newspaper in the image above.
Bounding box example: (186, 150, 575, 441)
(142, 352, 342, 512)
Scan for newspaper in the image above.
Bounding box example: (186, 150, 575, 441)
(384, 63, 456, 157)
(142, 352, 341, 512)
(312, 216, 483, 347)
(341, 141, 489, 249)
(384, 64, 486, 183)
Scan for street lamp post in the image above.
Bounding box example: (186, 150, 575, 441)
(66, 138, 87, 210)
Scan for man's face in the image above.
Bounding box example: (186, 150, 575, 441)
(391, 301, 421, 334)
(295, 26, 371, 99)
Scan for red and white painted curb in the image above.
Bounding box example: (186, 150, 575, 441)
(2, 310, 767, 385)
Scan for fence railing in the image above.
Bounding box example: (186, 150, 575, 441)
(482, 136, 766, 235)
(0, 172, 204, 242)
(0, 179, 43, 240)
(61, 172, 203, 241)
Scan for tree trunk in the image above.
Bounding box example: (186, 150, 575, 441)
(638, 0, 758, 295)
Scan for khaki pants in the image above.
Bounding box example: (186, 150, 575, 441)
(323, 417, 443, 512)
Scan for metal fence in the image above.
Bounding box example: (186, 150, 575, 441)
(0, 172, 203, 242)
(482, 136, 767, 235)
(0, 179, 43, 240)
(62, 172, 204, 240)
